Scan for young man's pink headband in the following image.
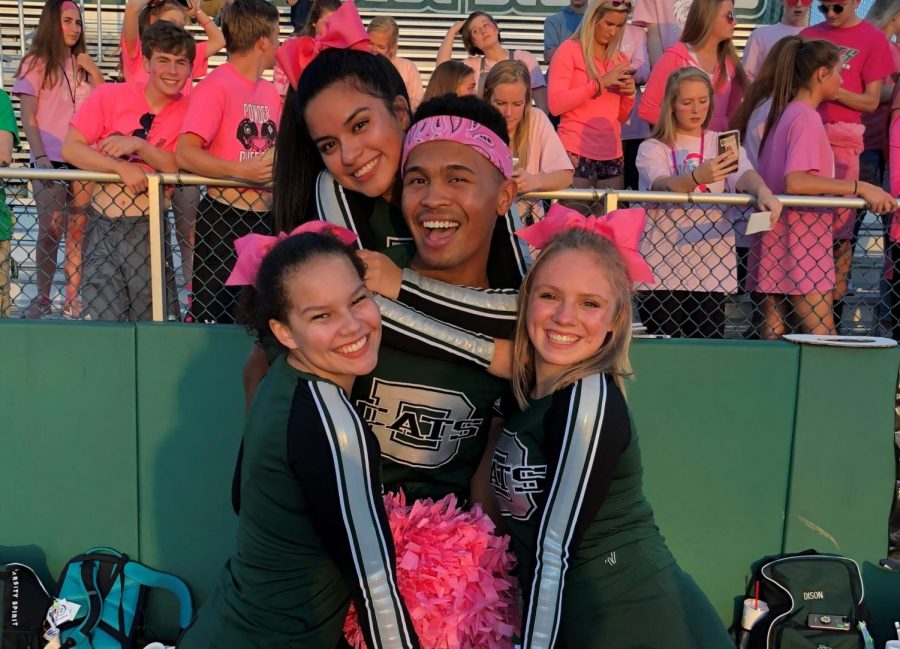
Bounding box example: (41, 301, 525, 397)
(401, 115, 514, 179)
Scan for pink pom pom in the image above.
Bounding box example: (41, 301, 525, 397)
(343, 492, 520, 649)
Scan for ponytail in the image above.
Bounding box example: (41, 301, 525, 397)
(730, 35, 794, 137)
(759, 37, 840, 155)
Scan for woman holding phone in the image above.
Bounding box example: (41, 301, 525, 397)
(635, 67, 780, 338)
(547, 0, 637, 192)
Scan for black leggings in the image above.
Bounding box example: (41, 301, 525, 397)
(637, 291, 727, 339)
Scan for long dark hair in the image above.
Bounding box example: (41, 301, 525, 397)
(730, 36, 794, 137)
(759, 37, 840, 154)
(271, 47, 409, 235)
(17, 0, 88, 90)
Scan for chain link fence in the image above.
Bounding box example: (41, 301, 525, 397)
(2, 168, 897, 340)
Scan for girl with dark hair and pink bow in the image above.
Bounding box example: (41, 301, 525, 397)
(178, 224, 421, 649)
(491, 204, 732, 649)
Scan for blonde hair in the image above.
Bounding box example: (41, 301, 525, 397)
(571, 0, 629, 77)
(649, 67, 714, 146)
(512, 228, 633, 409)
(367, 15, 399, 55)
(483, 60, 533, 169)
(680, 0, 747, 91)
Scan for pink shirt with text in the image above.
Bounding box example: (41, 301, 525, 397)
(69, 81, 189, 171)
(548, 39, 634, 161)
(800, 20, 894, 125)
(120, 34, 209, 95)
(181, 62, 282, 163)
(13, 57, 94, 162)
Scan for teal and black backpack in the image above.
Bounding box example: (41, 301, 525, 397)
(53, 547, 192, 649)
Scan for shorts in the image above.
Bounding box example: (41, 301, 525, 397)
(567, 152, 624, 182)
(192, 195, 271, 324)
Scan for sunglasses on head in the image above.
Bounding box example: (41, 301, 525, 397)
(793, 0, 814, 6)
(818, 2, 847, 14)
(606, 0, 633, 8)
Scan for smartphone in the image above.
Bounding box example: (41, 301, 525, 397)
(717, 130, 740, 173)
(622, 68, 637, 76)
(512, 156, 520, 169)
(807, 614, 851, 632)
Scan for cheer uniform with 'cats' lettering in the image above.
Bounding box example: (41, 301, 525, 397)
(492, 374, 730, 648)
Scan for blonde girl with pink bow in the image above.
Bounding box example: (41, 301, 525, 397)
(488, 205, 732, 649)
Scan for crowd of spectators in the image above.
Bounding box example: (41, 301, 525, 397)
(2, 0, 899, 340)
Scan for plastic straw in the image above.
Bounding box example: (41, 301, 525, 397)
(754, 581, 759, 609)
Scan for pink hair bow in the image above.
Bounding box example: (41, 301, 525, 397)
(225, 221, 358, 287)
(275, 0, 371, 91)
(516, 204, 655, 285)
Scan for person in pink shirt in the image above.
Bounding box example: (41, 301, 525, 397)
(638, 0, 747, 131)
(620, 20, 650, 189)
(367, 16, 424, 112)
(742, 0, 811, 81)
(62, 21, 195, 321)
(122, 0, 225, 303)
(175, 0, 282, 324)
(437, 11, 548, 113)
(631, 0, 692, 64)
(548, 0, 637, 193)
(801, 0, 894, 327)
(748, 37, 894, 337)
(484, 60, 574, 223)
(635, 67, 781, 338)
(13, 0, 104, 319)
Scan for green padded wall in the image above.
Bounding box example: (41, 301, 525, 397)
(0, 322, 140, 588)
(630, 338, 800, 622)
(784, 344, 900, 562)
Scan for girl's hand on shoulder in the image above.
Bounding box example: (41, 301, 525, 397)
(357, 250, 402, 300)
(512, 168, 540, 194)
(858, 181, 897, 215)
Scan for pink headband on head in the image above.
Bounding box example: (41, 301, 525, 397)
(516, 204, 655, 285)
(61, 0, 80, 12)
(225, 221, 359, 287)
(401, 115, 513, 179)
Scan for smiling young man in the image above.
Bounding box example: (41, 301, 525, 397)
(62, 21, 194, 321)
(801, 0, 894, 327)
(350, 95, 520, 504)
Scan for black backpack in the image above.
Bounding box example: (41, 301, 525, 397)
(1, 563, 53, 649)
(739, 550, 870, 649)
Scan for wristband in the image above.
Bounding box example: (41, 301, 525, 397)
(199, 18, 211, 27)
(853, 180, 858, 195)
(35, 154, 48, 161)
(691, 169, 700, 186)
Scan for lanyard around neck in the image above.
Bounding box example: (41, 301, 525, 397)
(671, 130, 703, 174)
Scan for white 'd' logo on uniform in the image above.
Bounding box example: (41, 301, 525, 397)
(358, 378, 482, 468)
(491, 429, 547, 520)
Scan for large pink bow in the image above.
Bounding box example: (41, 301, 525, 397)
(516, 204, 655, 285)
(275, 0, 371, 91)
(225, 221, 359, 287)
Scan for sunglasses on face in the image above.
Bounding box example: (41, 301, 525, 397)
(722, 11, 736, 22)
(818, 2, 847, 14)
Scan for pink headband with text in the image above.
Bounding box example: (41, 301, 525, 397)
(401, 115, 513, 179)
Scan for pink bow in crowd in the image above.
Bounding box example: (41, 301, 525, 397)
(515, 204, 655, 285)
(225, 221, 359, 287)
(275, 0, 371, 91)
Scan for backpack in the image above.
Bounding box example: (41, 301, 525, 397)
(1, 563, 52, 649)
(739, 550, 870, 649)
(51, 547, 192, 649)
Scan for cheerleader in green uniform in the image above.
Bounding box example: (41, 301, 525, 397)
(489, 204, 731, 648)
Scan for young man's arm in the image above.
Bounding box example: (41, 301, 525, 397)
(835, 79, 883, 113)
(62, 127, 149, 193)
(97, 135, 178, 172)
(175, 133, 273, 184)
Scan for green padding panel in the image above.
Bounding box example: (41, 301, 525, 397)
(629, 338, 800, 623)
(134, 323, 255, 638)
(0, 321, 139, 584)
(784, 345, 900, 563)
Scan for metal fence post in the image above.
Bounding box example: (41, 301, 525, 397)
(605, 189, 618, 213)
(147, 174, 166, 322)
(17, 0, 26, 56)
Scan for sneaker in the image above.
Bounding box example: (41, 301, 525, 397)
(62, 297, 83, 320)
(21, 294, 52, 319)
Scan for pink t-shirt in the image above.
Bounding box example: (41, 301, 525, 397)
(748, 100, 835, 294)
(635, 131, 752, 293)
(620, 23, 651, 141)
(889, 114, 900, 242)
(631, 0, 692, 53)
(801, 20, 894, 125)
(464, 50, 546, 91)
(120, 34, 209, 95)
(861, 41, 900, 151)
(181, 62, 282, 163)
(516, 108, 574, 221)
(12, 56, 94, 162)
(393, 57, 424, 112)
(741, 23, 803, 81)
(69, 81, 189, 171)
(638, 42, 740, 131)
(548, 39, 635, 161)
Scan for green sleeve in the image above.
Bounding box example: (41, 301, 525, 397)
(0, 89, 19, 146)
